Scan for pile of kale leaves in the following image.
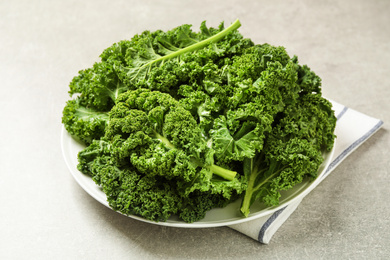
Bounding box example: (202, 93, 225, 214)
(62, 20, 336, 223)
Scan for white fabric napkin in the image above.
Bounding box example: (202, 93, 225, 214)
(228, 100, 384, 244)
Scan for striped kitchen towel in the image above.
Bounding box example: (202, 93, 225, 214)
(228, 100, 384, 244)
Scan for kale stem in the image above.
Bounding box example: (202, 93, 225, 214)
(154, 131, 175, 149)
(240, 164, 260, 217)
(209, 164, 237, 181)
(240, 186, 253, 217)
(154, 131, 237, 181)
(139, 19, 241, 71)
(240, 162, 285, 217)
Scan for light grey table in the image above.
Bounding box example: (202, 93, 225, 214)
(1, 0, 389, 259)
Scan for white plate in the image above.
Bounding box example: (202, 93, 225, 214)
(61, 126, 335, 228)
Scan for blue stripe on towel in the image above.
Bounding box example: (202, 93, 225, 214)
(258, 206, 287, 243)
(336, 106, 348, 120)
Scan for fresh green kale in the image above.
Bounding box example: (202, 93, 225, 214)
(77, 138, 184, 221)
(63, 19, 337, 222)
(61, 58, 127, 144)
(62, 98, 109, 144)
(78, 89, 245, 222)
(118, 20, 242, 84)
(62, 20, 250, 144)
(239, 67, 336, 216)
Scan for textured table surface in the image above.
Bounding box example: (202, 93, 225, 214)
(1, 0, 389, 259)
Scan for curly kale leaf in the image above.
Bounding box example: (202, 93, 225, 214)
(77, 89, 244, 222)
(78, 139, 183, 222)
(63, 20, 246, 145)
(239, 89, 336, 217)
(118, 19, 242, 85)
(69, 60, 128, 111)
(110, 89, 237, 180)
(209, 48, 300, 163)
(62, 98, 109, 144)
